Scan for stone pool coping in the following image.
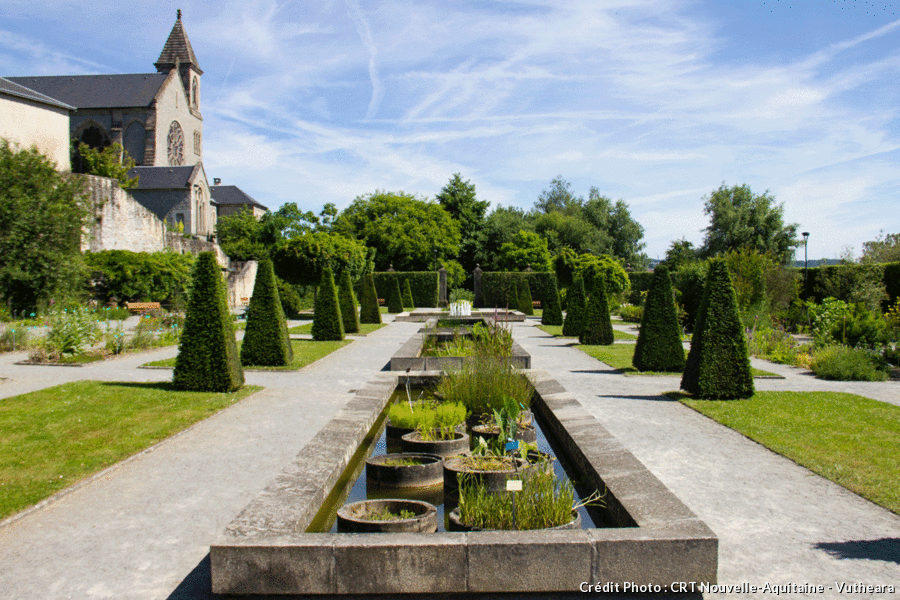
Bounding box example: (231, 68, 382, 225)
(211, 370, 717, 595)
(392, 308, 526, 322)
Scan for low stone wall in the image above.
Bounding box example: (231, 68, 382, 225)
(211, 370, 717, 595)
(81, 175, 167, 254)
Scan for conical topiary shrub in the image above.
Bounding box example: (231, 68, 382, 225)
(541, 277, 563, 326)
(338, 270, 360, 334)
(562, 273, 586, 337)
(519, 278, 534, 316)
(387, 278, 404, 313)
(359, 273, 382, 324)
(632, 265, 684, 372)
(312, 267, 344, 341)
(240, 259, 293, 367)
(681, 259, 754, 399)
(507, 281, 520, 311)
(173, 252, 244, 391)
(402, 279, 415, 310)
(579, 275, 614, 345)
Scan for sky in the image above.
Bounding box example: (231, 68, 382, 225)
(3, 0, 899, 263)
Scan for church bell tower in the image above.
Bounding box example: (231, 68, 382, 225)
(154, 9, 203, 118)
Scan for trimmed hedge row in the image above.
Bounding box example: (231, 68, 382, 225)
(800, 262, 900, 309)
(480, 272, 555, 308)
(373, 272, 439, 308)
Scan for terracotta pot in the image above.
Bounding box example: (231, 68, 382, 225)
(336, 499, 438, 533)
(446, 507, 581, 532)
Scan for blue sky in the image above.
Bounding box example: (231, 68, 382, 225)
(3, 0, 899, 262)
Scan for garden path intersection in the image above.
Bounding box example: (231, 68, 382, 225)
(0, 315, 895, 599)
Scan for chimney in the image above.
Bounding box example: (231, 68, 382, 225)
(213, 178, 221, 185)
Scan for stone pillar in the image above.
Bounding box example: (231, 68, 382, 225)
(439, 266, 448, 307)
(473, 264, 483, 308)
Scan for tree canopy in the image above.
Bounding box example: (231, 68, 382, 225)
(271, 231, 371, 287)
(498, 230, 553, 272)
(436, 173, 488, 274)
(0, 139, 90, 310)
(699, 183, 799, 264)
(334, 190, 461, 271)
(860, 231, 900, 264)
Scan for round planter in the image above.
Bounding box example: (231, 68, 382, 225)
(385, 422, 414, 445)
(470, 423, 537, 447)
(400, 430, 469, 457)
(466, 409, 533, 432)
(443, 455, 526, 493)
(367, 482, 444, 507)
(336, 499, 438, 533)
(446, 507, 581, 532)
(366, 453, 443, 489)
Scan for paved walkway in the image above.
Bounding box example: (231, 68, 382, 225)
(1, 316, 898, 599)
(0, 317, 423, 599)
(515, 318, 900, 598)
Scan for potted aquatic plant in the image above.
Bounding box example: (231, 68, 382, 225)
(436, 355, 533, 427)
(336, 499, 438, 533)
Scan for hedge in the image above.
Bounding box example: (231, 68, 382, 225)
(579, 275, 614, 345)
(373, 272, 439, 308)
(519, 278, 534, 316)
(339, 270, 361, 334)
(800, 261, 900, 310)
(85, 249, 194, 307)
(312, 267, 344, 341)
(173, 252, 244, 391)
(480, 272, 557, 308)
(387, 278, 404, 314)
(240, 259, 293, 366)
(626, 271, 654, 306)
(681, 259, 753, 399)
(632, 265, 684, 372)
(402, 279, 416, 310)
(562, 274, 586, 337)
(358, 273, 382, 324)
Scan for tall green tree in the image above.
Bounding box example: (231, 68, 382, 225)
(632, 265, 684, 372)
(681, 259, 754, 399)
(498, 230, 553, 272)
(476, 206, 530, 271)
(579, 275, 614, 345)
(436, 173, 489, 274)
(311, 267, 344, 341)
(334, 191, 460, 271)
(338, 270, 361, 334)
(0, 139, 90, 311)
(699, 183, 799, 264)
(662, 238, 699, 270)
(861, 231, 900, 264)
(271, 231, 371, 287)
(240, 259, 293, 366)
(173, 252, 244, 391)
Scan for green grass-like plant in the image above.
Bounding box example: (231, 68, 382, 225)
(338, 270, 361, 334)
(562, 274, 586, 337)
(677, 391, 900, 514)
(240, 259, 293, 367)
(681, 258, 754, 399)
(437, 356, 532, 418)
(632, 265, 685, 372)
(809, 345, 888, 381)
(579, 275, 614, 345)
(359, 273, 382, 324)
(457, 468, 580, 530)
(387, 278, 404, 313)
(0, 381, 260, 519)
(173, 252, 245, 392)
(312, 267, 345, 341)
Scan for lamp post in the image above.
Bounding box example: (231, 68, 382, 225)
(802, 232, 810, 298)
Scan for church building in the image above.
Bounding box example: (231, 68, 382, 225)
(7, 11, 215, 238)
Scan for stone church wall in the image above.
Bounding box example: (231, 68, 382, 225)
(226, 261, 259, 308)
(81, 175, 167, 254)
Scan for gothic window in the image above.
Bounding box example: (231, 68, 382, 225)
(191, 77, 199, 109)
(193, 130, 202, 156)
(167, 121, 185, 166)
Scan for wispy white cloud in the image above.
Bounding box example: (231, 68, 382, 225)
(345, 0, 383, 119)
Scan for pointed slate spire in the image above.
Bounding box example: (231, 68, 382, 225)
(155, 9, 203, 74)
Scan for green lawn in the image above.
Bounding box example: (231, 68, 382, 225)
(143, 338, 351, 370)
(536, 324, 637, 340)
(576, 343, 777, 377)
(676, 391, 900, 515)
(288, 322, 386, 336)
(0, 381, 261, 519)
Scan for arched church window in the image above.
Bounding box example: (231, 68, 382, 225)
(191, 77, 199, 109)
(167, 121, 185, 166)
(78, 125, 110, 150)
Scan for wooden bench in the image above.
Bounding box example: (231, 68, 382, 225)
(125, 301, 161, 314)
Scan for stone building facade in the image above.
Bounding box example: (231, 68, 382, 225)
(0, 77, 73, 169)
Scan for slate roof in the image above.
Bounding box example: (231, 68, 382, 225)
(128, 165, 199, 189)
(209, 185, 268, 210)
(128, 190, 184, 222)
(0, 76, 74, 110)
(154, 11, 203, 74)
(5, 74, 169, 109)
